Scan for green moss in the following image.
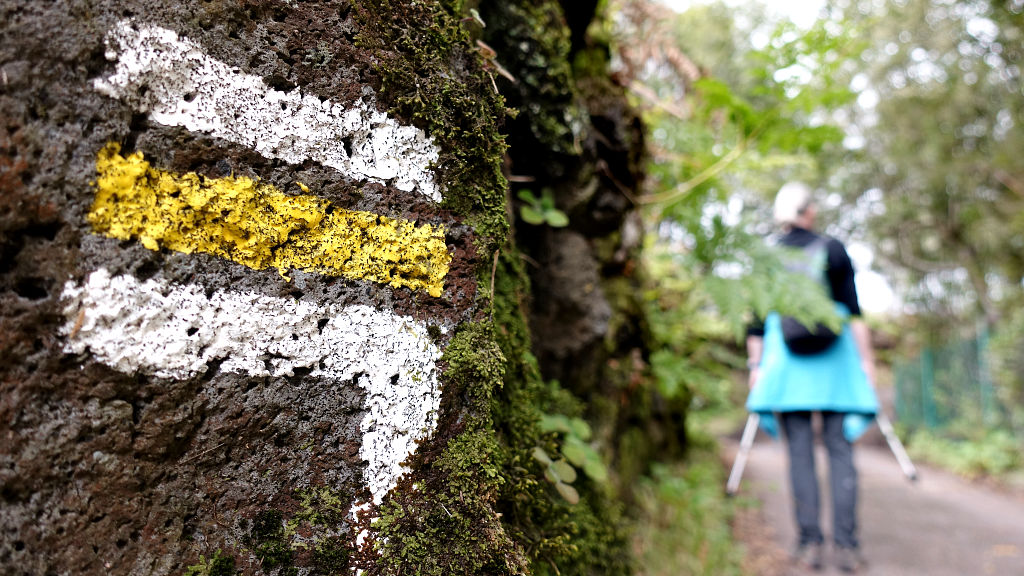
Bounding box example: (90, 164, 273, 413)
(368, 323, 527, 575)
(479, 2, 588, 156)
(236, 488, 353, 575)
(440, 322, 506, 413)
(309, 537, 350, 576)
(293, 486, 349, 528)
(353, 0, 510, 248)
(244, 510, 296, 574)
(183, 549, 237, 576)
(489, 249, 633, 576)
(350, 2, 638, 575)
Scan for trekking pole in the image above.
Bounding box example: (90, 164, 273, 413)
(726, 413, 760, 496)
(875, 411, 918, 482)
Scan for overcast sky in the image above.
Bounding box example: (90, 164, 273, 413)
(660, 0, 827, 28)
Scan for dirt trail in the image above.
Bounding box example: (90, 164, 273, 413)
(725, 431, 1024, 575)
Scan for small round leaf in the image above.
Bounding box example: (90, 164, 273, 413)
(550, 460, 577, 484)
(539, 414, 572, 434)
(583, 458, 609, 483)
(556, 482, 580, 505)
(561, 438, 587, 467)
(545, 210, 569, 227)
(521, 206, 546, 225)
(569, 418, 592, 440)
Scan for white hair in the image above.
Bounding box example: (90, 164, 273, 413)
(773, 182, 814, 226)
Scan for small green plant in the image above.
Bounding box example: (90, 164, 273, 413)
(532, 413, 609, 504)
(517, 189, 569, 227)
(532, 446, 580, 504)
(183, 549, 236, 576)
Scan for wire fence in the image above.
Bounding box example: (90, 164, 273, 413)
(892, 332, 1011, 437)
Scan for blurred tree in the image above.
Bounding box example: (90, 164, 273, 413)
(612, 0, 858, 341)
(834, 0, 1024, 329)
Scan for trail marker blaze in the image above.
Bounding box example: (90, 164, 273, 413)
(91, 143, 451, 296)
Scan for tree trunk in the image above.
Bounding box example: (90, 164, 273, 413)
(0, 1, 650, 574)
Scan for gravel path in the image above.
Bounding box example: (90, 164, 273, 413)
(726, 428, 1024, 575)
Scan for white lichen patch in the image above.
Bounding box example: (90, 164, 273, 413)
(61, 268, 443, 504)
(94, 19, 442, 202)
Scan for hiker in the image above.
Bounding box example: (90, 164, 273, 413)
(745, 182, 879, 573)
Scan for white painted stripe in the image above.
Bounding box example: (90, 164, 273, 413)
(94, 20, 442, 202)
(61, 269, 443, 504)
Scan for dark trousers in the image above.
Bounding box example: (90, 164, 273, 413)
(779, 411, 859, 549)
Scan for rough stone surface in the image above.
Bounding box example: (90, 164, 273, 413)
(1, 0, 652, 574)
(61, 268, 444, 507)
(0, 1, 483, 573)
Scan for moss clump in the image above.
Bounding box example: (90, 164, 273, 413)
(369, 323, 528, 575)
(238, 488, 353, 575)
(294, 487, 354, 574)
(309, 537, 350, 576)
(294, 486, 349, 529)
(489, 250, 633, 576)
(244, 510, 297, 575)
(479, 2, 588, 157)
(353, 0, 510, 248)
(184, 549, 237, 576)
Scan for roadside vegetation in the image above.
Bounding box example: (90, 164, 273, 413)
(611, 0, 1024, 568)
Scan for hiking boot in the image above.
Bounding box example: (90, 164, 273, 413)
(835, 546, 866, 573)
(791, 542, 823, 571)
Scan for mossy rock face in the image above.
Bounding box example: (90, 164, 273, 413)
(2, 0, 655, 574)
(0, 0, 504, 573)
(479, 0, 676, 497)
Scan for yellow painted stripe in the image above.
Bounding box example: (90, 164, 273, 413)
(89, 143, 451, 297)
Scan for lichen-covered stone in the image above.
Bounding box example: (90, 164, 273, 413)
(0, 1, 490, 573)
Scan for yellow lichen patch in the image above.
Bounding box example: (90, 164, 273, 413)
(90, 143, 451, 297)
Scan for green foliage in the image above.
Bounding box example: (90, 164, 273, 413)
(988, 303, 1024, 433)
(517, 189, 569, 227)
(643, 230, 839, 356)
(538, 413, 604, 482)
(834, 0, 1024, 325)
(184, 550, 236, 576)
(244, 510, 296, 575)
(620, 1, 859, 213)
(632, 436, 744, 576)
(489, 250, 633, 576)
(615, 0, 853, 374)
(907, 428, 1023, 479)
(532, 412, 609, 504)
